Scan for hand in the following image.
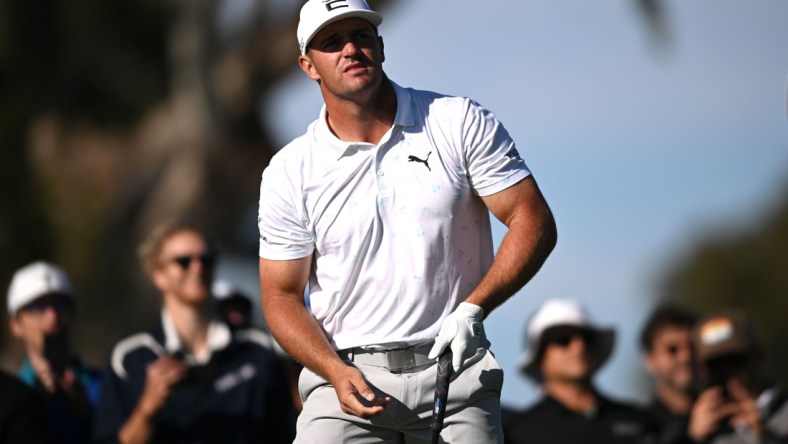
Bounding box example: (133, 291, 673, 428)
(727, 379, 763, 439)
(688, 386, 739, 441)
(327, 364, 390, 419)
(428, 302, 484, 373)
(136, 355, 188, 419)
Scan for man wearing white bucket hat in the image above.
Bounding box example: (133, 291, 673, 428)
(504, 299, 652, 444)
(258, 0, 557, 441)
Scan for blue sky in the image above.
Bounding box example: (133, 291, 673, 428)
(252, 0, 788, 408)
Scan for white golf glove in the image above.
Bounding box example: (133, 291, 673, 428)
(428, 302, 484, 373)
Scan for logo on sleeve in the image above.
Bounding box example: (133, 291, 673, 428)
(408, 151, 432, 171)
(505, 147, 521, 160)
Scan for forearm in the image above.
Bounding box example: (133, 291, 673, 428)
(262, 290, 347, 382)
(118, 407, 155, 444)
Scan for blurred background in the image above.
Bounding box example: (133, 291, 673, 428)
(1, 0, 786, 411)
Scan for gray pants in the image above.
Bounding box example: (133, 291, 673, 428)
(295, 348, 504, 443)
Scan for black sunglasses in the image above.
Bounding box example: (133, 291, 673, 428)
(168, 253, 217, 270)
(544, 329, 595, 348)
(22, 297, 73, 314)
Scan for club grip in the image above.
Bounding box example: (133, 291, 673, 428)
(431, 350, 454, 443)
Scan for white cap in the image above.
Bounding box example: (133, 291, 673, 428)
(297, 0, 382, 55)
(517, 298, 615, 381)
(7, 261, 75, 315)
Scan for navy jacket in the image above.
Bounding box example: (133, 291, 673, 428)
(93, 318, 296, 444)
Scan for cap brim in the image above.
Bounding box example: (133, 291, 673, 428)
(518, 327, 616, 381)
(302, 10, 382, 54)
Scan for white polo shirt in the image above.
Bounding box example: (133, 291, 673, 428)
(258, 82, 530, 350)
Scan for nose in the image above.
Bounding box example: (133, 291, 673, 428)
(567, 335, 587, 351)
(341, 37, 361, 57)
(41, 305, 63, 328)
(675, 345, 692, 363)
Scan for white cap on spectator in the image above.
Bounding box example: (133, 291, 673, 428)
(7, 261, 75, 315)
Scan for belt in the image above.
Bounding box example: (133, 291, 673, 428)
(338, 344, 435, 371)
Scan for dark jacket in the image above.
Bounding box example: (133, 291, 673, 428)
(93, 318, 296, 444)
(504, 392, 654, 444)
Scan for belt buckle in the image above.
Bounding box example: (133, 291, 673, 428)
(387, 349, 416, 371)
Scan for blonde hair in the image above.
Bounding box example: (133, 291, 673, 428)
(137, 223, 212, 274)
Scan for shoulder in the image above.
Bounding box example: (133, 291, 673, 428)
(599, 394, 647, 415)
(0, 370, 33, 400)
(406, 86, 473, 115)
(109, 330, 166, 380)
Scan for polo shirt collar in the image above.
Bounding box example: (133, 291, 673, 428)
(161, 309, 231, 364)
(315, 80, 416, 160)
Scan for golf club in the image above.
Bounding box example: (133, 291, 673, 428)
(430, 349, 453, 444)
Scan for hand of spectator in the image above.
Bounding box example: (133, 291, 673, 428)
(428, 302, 484, 373)
(327, 363, 390, 419)
(136, 355, 188, 419)
(688, 386, 739, 441)
(727, 379, 763, 439)
(29, 354, 57, 393)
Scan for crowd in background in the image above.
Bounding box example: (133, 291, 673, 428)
(1, 224, 786, 443)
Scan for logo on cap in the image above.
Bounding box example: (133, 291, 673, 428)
(324, 0, 350, 12)
(700, 318, 734, 345)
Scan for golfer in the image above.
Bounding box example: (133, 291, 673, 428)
(257, 0, 557, 442)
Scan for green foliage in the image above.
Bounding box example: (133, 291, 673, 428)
(661, 181, 788, 386)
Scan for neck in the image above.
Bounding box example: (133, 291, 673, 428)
(655, 383, 693, 415)
(543, 378, 598, 413)
(164, 298, 212, 358)
(323, 76, 397, 144)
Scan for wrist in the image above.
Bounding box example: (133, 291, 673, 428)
(457, 302, 483, 320)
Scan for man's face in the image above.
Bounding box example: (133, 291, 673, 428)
(539, 327, 595, 383)
(9, 294, 73, 354)
(300, 18, 385, 101)
(153, 230, 215, 307)
(645, 325, 694, 392)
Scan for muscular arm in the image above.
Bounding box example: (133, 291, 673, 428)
(259, 257, 390, 418)
(466, 176, 557, 317)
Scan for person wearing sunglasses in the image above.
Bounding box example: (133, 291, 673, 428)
(6, 261, 103, 444)
(639, 304, 699, 444)
(687, 310, 788, 444)
(93, 223, 296, 444)
(504, 298, 652, 444)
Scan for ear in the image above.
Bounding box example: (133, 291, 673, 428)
(9, 316, 25, 339)
(299, 55, 321, 81)
(379, 36, 385, 63)
(151, 267, 169, 293)
(643, 354, 655, 374)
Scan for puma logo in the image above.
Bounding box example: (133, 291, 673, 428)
(408, 152, 432, 171)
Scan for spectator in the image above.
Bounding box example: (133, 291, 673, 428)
(640, 304, 698, 444)
(504, 298, 652, 444)
(211, 279, 254, 331)
(688, 310, 788, 443)
(93, 223, 296, 444)
(6, 261, 102, 443)
(212, 278, 304, 412)
(0, 368, 50, 443)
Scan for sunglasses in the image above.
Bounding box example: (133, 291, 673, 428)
(167, 253, 217, 270)
(22, 297, 73, 314)
(663, 343, 692, 357)
(543, 329, 595, 348)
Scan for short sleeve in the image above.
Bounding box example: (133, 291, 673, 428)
(462, 99, 531, 196)
(258, 150, 315, 260)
